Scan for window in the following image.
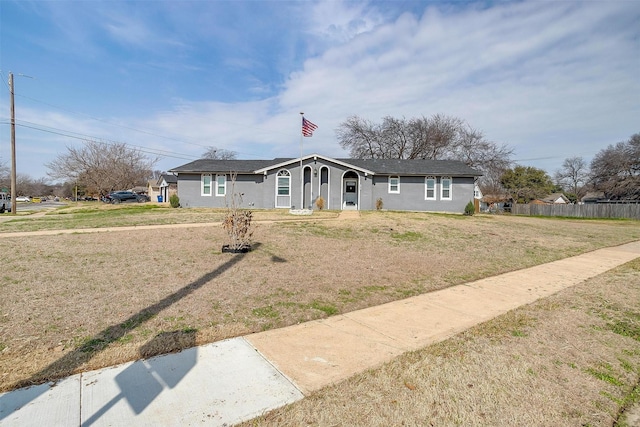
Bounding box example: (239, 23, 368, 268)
(441, 176, 452, 200)
(201, 174, 212, 196)
(216, 174, 226, 196)
(388, 176, 400, 193)
(277, 170, 290, 196)
(425, 176, 436, 200)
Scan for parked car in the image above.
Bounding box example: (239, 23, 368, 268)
(16, 196, 31, 202)
(0, 192, 9, 213)
(105, 191, 150, 204)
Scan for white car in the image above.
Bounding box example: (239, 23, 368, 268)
(16, 196, 31, 202)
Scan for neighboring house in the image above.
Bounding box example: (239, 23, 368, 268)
(157, 174, 178, 203)
(147, 180, 160, 201)
(533, 193, 570, 205)
(581, 191, 606, 204)
(169, 154, 481, 213)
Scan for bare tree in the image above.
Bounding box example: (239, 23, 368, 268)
(447, 125, 513, 194)
(409, 114, 465, 160)
(0, 159, 9, 192)
(336, 113, 513, 193)
(202, 146, 237, 160)
(381, 116, 412, 159)
(554, 157, 588, 199)
(589, 133, 640, 200)
(46, 140, 158, 196)
(336, 116, 384, 158)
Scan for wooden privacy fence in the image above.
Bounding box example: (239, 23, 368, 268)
(512, 203, 640, 220)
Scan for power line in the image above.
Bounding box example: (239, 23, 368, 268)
(0, 70, 293, 159)
(14, 120, 199, 161)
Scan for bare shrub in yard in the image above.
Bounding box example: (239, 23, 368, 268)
(222, 172, 254, 252)
(315, 196, 325, 210)
(376, 197, 383, 210)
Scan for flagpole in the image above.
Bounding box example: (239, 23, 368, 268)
(299, 112, 304, 210)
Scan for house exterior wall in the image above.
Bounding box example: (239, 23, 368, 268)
(176, 173, 264, 208)
(371, 175, 474, 213)
(147, 184, 160, 201)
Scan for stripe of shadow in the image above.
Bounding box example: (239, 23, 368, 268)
(0, 243, 261, 421)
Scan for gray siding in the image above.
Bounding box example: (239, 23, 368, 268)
(371, 175, 474, 213)
(177, 173, 264, 209)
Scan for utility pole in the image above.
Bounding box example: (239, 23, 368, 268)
(9, 72, 16, 215)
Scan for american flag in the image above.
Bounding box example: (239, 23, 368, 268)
(302, 117, 318, 137)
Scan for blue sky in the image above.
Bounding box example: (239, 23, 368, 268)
(0, 0, 638, 180)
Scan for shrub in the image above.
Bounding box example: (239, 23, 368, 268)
(222, 209, 253, 251)
(222, 172, 254, 252)
(376, 198, 384, 210)
(464, 200, 475, 216)
(316, 196, 325, 210)
(169, 194, 180, 208)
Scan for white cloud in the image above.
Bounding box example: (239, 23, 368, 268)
(275, 1, 639, 166)
(7, 0, 639, 179)
(308, 0, 384, 44)
(109, 0, 640, 174)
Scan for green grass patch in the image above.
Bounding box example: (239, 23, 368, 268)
(121, 311, 156, 330)
(584, 367, 623, 386)
(252, 305, 280, 319)
(309, 301, 339, 316)
(118, 334, 134, 344)
(78, 337, 109, 353)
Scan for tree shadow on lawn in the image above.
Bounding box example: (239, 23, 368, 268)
(0, 243, 262, 421)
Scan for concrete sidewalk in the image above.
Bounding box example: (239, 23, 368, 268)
(1, 241, 639, 426)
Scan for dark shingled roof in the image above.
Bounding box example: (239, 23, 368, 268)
(161, 174, 178, 184)
(169, 159, 292, 173)
(337, 158, 481, 176)
(170, 157, 481, 176)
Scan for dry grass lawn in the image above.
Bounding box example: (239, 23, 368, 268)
(1, 208, 639, 416)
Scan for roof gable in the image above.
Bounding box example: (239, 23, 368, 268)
(254, 154, 376, 175)
(541, 193, 569, 204)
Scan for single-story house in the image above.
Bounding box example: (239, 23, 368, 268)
(169, 154, 481, 212)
